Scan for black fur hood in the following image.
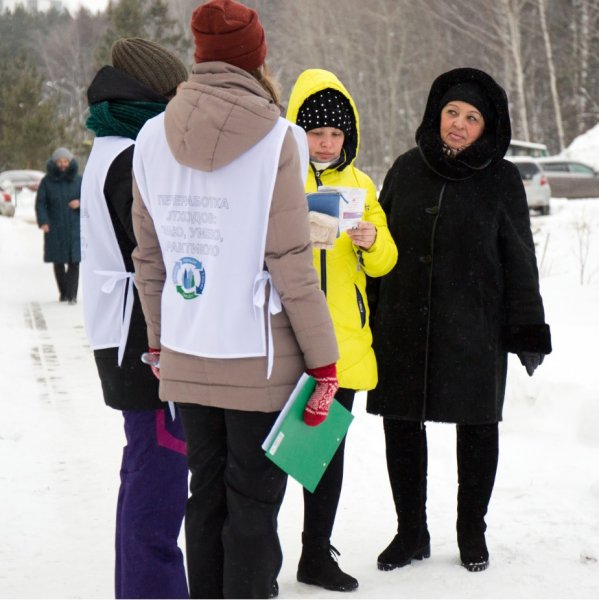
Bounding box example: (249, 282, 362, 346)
(415, 67, 512, 180)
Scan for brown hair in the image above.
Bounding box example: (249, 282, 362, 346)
(250, 63, 281, 106)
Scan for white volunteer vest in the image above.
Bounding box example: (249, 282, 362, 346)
(81, 136, 136, 365)
(291, 125, 310, 186)
(134, 115, 305, 377)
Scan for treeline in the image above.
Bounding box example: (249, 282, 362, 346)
(1, 0, 598, 185)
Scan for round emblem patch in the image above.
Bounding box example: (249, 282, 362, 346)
(172, 256, 206, 300)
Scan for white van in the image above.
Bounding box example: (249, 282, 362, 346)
(506, 139, 548, 158)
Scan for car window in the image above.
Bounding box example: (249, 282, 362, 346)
(568, 162, 595, 175)
(514, 162, 539, 180)
(540, 162, 568, 172)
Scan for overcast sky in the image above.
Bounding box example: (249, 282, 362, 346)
(3, 0, 108, 13)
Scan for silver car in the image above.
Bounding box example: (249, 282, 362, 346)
(508, 157, 552, 215)
(0, 169, 44, 192)
(0, 170, 44, 219)
(536, 158, 599, 199)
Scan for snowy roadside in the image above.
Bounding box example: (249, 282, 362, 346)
(0, 201, 598, 599)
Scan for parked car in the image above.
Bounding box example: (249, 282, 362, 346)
(0, 170, 44, 220)
(0, 183, 14, 217)
(535, 158, 599, 199)
(508, 157, 552, 215)
(12, 186, 37, 223)
(0, 169, 44, 192)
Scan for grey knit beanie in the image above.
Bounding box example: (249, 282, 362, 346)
(51, 147, 73, 162)
(111, 37, 188, 97)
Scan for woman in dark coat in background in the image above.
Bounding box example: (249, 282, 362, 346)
(367, 67, 552, 572)
(35, 147, 82, 303)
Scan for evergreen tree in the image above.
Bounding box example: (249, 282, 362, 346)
(94, 0, 145, 67)
(94, 0, 186, 67)
(0, 6, 34, 58)
(0, 51, 65, 171)
(145, 0, 187, 54)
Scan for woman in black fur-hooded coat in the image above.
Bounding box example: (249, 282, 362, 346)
(367, 67, 551, 573)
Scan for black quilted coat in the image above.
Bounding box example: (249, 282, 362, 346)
(366, 68, 552, 425)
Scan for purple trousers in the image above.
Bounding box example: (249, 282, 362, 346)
(115, 406, 189, 599)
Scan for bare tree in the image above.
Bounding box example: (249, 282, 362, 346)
(3, 0, 599, 172)
(573, 0, 591, 136)
(537, 0, 564, 150)
(500, 0, 530, 140)
(37, 8, 105, 157)
(417, 0, 533, 140)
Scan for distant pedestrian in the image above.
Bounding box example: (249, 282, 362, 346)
(35, 147, 81, 304)
(81, 37, 189, 599)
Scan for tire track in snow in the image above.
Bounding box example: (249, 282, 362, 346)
(24, 302, 66, 402)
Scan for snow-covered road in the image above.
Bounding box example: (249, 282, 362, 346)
(1, 200, 598, 598)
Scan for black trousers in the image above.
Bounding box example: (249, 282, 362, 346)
(302, 388, 355, 542)
(177, 403, 287, 599)
(53, 262, 79, 301)
(456, 423, 499, 541)
(382, 418, 498, 546)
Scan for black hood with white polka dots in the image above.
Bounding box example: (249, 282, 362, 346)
(296, 89, 353, 135)
(287, 69, 359, 172)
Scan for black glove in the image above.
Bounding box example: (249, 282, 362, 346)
(517, 352, 545, 376)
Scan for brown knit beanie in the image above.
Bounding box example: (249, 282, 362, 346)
(191, 0, 267, 71)
(111, 37, 188, 97)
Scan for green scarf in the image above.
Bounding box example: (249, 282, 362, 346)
(86, 100, 167, 139)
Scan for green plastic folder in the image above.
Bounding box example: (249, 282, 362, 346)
(262, 373, 354, 493)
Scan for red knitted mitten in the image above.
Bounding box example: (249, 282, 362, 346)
(304, 364, 339, 427)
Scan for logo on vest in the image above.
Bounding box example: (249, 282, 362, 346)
(173, 257, 206, 300)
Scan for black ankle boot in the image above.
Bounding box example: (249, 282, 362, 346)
(297, 536, 358, 592)
(458, 525, 489, 572)
(268, 580, 279, 598)
(379, 419, 430, 571)
(377, 530, 431, 570)
(456, 423, 498, 573)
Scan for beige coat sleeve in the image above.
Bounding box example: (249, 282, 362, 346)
(265, 129, 339, 369)
(131, 177, 165, 349)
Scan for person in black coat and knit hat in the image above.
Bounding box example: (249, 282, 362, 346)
(80, 38, 189, 599)
(367, 67, 552, 573)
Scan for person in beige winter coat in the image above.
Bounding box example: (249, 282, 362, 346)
(131, 1, 339, 598)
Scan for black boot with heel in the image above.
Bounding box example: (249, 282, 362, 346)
(378, 419, 430, 571)
(456, 423, 499, 572)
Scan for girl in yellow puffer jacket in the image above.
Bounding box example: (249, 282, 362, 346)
(287, 69, 397, 592)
